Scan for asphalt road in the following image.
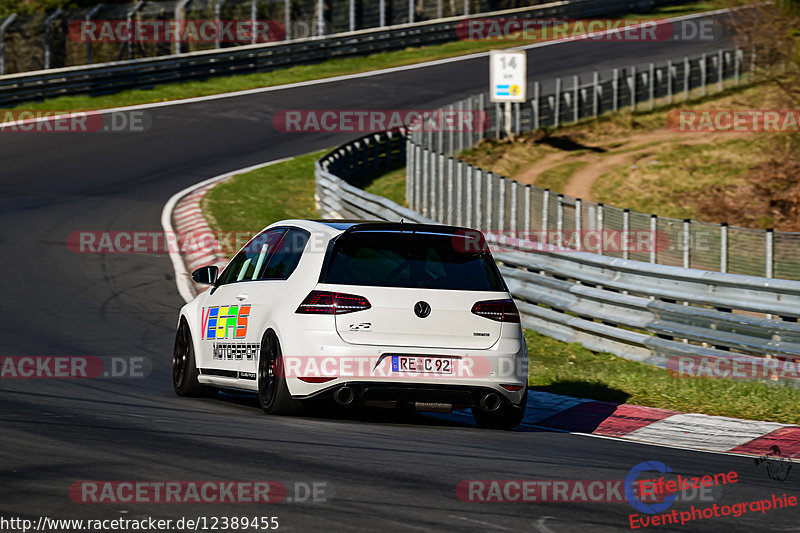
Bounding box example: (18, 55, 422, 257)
(1, 11, 798, 532)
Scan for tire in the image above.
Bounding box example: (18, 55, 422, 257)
(472, 388, 527, 430)
(258, 332, 305, 415)
(173, 320, 216, 397)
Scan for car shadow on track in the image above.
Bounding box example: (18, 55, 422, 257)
(214, 390, 562, 432)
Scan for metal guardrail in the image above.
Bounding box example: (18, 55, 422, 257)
(0, 0, 674, 105)
(316, 131, 800, 385)
(406, 42, 800, 282)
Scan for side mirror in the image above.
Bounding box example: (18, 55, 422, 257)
(191, 265, 218, 285)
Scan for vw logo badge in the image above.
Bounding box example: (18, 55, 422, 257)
(414, 301, 431, 318)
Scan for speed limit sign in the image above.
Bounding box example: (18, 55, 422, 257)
(490, 50, 527, 103)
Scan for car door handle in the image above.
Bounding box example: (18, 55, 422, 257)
(236, 294, 248, 301)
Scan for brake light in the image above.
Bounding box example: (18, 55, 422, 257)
(471, 299, 520, 323)
(501, 384, 525, 391)
(298, 377, 337, 383)
(296, 290, 372, 315)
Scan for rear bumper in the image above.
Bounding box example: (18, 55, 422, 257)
(298, 381, 526, 408)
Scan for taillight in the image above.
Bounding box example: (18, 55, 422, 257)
(295, 290, 371, 315)
(471, 299, 520, 323)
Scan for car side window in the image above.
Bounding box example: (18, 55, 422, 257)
(259, 228, 310, 280)
(217, 228, 286, 285)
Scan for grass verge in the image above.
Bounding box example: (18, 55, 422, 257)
(12, 1, 725, 112)
(527, 330, 800, 425)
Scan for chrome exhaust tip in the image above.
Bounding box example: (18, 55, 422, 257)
(333, 386, 355, 406)
(479, 392, 502, 412)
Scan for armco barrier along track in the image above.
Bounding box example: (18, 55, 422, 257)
(316, 130, 800, 384)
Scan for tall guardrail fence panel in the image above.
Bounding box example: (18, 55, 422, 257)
(316, 131, 800, 385)
(0, 0, 678, 104)
(406, 46, 800, 282)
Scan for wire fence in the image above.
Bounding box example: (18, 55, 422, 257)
(407, 46, 800, 281)
(0, 0, 537, 74)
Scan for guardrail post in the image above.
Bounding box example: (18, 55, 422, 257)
(447, 104, 454, 155)
(285, 0, 291, 40)
(175, 0, 191, 54)
(532, 81, 540, 129)
(407, 140, 415, 207)
(85, 5, 102, 64)
(458, 99, 465, 152)
(717, 49, 724, 92)
(350, 0, 356, 31)
(495, 102, 501, 138)
(766, 228, 774, 279)
(596, 203, 604, 256)
(648, 62, 654, 110)
(574, 198, 582, 251)
(650, 214, 657, 263)
(486, 173, 494, 232)
(542, 189, 550, 233)
(766, 227, 774, 319)
(44, 8, 63, 70)
(498, 177, 505, 232)
(554, 78, 561, 128)
(122, 1, 144, 61)
(556, 194, 564, 248)
(442, 157, 455, 224)
(409, 0, 414, 24)
(514, 102, 520, 135)
(720, 222, 728, 273)
(421, 147, 428, 215)
(666, 60, 672, 104)
(0, 13, 18, 75)
(464, 0, 469, 16)
(683, 218, 691, 268)
(429, 150, 438, 219)
(592, 71, 598, 117)
(437, 152, 446, 221)
(612, 68, 618, 111)
(455, 161, 463, 226)
(215, 0, 226, 48)
(474, 168, 483, 230)
(437, 0, 443, 19)
(734, 48, 740, 86)
(630, 66, 636, 111)
(622, 208, 630, 260)
(379, 0, 385, 26)
(750, 49, 756, 80)
(317, 0, 325, 36)
(250, 0, 257, 44)
(700, 53, 706, 96)
(478, 93, 486, 141)
(466, 165, 474, 228)
(573, 74, 579, 123)
(510, 180, 518, 233)
(684, 56, 689, 100)
(524, 185, 531, 234)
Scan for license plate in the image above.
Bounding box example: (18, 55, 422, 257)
(391, 355, 453, 374)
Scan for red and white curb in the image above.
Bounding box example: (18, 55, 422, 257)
(518, 391, 800, 458)
(160, 158, 291, 303)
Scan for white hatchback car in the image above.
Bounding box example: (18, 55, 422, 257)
(173, 220, 528, 429)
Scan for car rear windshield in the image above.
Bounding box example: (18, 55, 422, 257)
(321, 230, 505, 291)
